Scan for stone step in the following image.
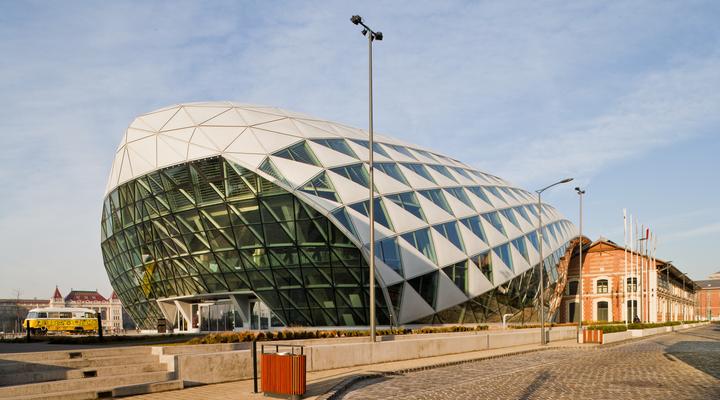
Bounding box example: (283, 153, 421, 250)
(0, 346, 152, 363)
(0, 354, 159, 373)
(0, 371, 174, 398)
(0, 361, 167, 386)
(9, 379, 183, 400)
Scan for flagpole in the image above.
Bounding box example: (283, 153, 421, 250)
(630, 215, 634, 323)
(623, 209, 627, 326)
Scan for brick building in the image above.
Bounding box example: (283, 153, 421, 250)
(559, 238, 698, 323)
(696, 271, 720, 320)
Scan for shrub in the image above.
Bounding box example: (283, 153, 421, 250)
(586, 325, 627, 333)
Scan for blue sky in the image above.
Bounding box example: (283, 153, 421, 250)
(1, 1, 718, 298)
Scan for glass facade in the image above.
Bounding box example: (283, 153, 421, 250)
(101, 156, 390, 329)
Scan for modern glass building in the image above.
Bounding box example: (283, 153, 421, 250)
(101, 102, 577, 331)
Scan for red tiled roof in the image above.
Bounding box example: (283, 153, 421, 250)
(52, 286, 63, 300)
(65, 290, 107, 302)
(110, 291, 119, 300)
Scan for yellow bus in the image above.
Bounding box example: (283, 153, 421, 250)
(24, 307, 99, 335)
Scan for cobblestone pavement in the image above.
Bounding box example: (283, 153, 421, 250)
(341, 324, 720, 399)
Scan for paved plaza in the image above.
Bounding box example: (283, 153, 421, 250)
(341, 324, 720, 399)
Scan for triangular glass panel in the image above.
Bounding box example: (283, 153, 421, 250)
(442, 261, 468, 293)
(493, 243, 513, 272)
(300, 172, 340, 202)
(418, 189, 453, 215)
(374, 237, 403, 276)
(331, 208, 358, 238)
(330, 164, 370, 188)
(427, 164, 457, 182)
(470, 251, 493, 283)
(407, 270, 439, 309)
(349, 139, 391, 158)
(375, 162, 408, 185)
(515, 205, 534, 225)
(445, 187, 475, 210)
(384, 192, 425, 221)
(482, 212, 506, 236)
(484, 186, 506, 202)
(348, 198, 393, 231)
(258, 158, 285, 182)
(401, 228, 437, 264)
(460, 216, 487, 243)
(527, 231, 540, 251)
(512, 237, 530, 263)
(500, 208, 522, 230)
(273, 141, 321, 166)
(399, 163, 436, 183)
(432, 221, 465, 252)
(310, 138, 358, 158)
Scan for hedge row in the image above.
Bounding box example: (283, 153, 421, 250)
(507, 322, 576, 329)
(586, 325, 628, 333)
(186, 325, 489, 345)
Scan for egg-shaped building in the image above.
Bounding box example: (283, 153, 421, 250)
(101, 102, 578, 331)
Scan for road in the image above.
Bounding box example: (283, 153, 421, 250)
(341, 324, 720, 399)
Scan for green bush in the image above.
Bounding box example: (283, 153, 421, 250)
(586, 325, 628, 333)
(627, 321, 681, 330)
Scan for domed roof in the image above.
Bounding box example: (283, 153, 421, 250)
(106, 102, 576, 323)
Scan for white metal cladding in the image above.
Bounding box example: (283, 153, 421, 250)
(107, 102, 577, 324)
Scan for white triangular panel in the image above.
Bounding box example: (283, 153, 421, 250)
(397, 164, 437, 190)
(325, 170, 370, 205)
(484, 189, 509, 209)
(108, 149, 125, 189)
(458, 223, 489, 256)
(189, 128, 219, 151)
(397, 237, 438, 279)
(346, 140, 370, 162)
(187, 143, 217, 160)
(161, 108, 195, 131)
(117, 149, 134, 183)
(157, 136, 188, 168)
(268, 156, 323, 188)
(416, 194, 454, 225)
(306, 141, 358, 168)
(527, 240, 541, 267)
(293, 119, 339, 139)
(224, 130, 266, 154)
(125, 128, 155, 142)
(223, 153, 266, 170)
(294, 191, 341, 215)
(372, 169, 411, 195)
(435, 271, 469, 311)
(516, 211, 536, 232)
(467, 262, 494, 297)
(255, 118, 304, 138)
(330, 124, 365, 140)
(139, 107, 179, 131)
(430, 228, 468, 267)
(382, 197, 426, 234)
(398, 282, 435, 324)
(301, 119, 344, 137)
(383, 147, 416, 163)
(445, 191, 476, 219)
(126, 136, 156, 176)
(449, 170, 476, 186)
(199, 126, 245, 151)
(251, 128, 302, 153)
(345, 207, 391, 245)
(129, 117, 154, 131)
(510, 245, 531, 274)
(375, 260, 404, 286)
(235, 108, 284, 126)
(184, 106, 230, 125)
(480, 217, 507, 247)
(161, 127, 195, 142)
(203, 108, 249, 126)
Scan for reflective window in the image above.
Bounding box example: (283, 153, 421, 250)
(443, 261, 468, 293)
(401, 228, 437, 264)
(460, 216, 487, 243)
(408, 271, 438, 308)
(597, 301, 609, 322)
(418, 189, 453, 214)
(375, 163, 409, 185)
(387, 144, 418, 160)
(627, 277, 637, 292)
(433, 221, 464, 251)
(350, 139, 391, 158)
(466, 186, 492, 205)
(331, 164, 371, 188)
(375, 237, 403, 276)
(597, 279, 609, 294)
(445, 187, 475, 210)
(494, 243, 513, 271)
(511, 237, 529, 263)
(484, 186, 506, 202)
(450, 167, 474, 181)
(500, 208, 522, 230)
(311, 138, 358, 158)
(348, 198, 393, 230)
(400, 163, 436, 183)
(471, 251, 493, 282)
(300, 172, 339, 202)
(427, 164, 457, 182)
(385, 192, 425, 221)
(482, 212, 506, 236)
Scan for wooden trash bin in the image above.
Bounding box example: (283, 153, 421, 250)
(261, 345, 306, 399)
(583, 328, 603, 344)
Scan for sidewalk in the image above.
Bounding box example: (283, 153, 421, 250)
(126, 339, 585, 400)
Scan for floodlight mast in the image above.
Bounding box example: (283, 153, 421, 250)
(350, 14, 383, 343)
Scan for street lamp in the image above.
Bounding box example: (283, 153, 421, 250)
(536, 177, 573, 345)
(574, 187, 585, 343)
(350, 15, 383, 343)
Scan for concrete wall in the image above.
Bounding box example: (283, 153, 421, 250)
(156, 326, 576, 386)
(602, 331, 631, 344)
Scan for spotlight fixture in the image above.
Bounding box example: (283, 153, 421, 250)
(351, 15, 362, 25)
(375, 32, 383, 40)
(362, 29, 367, 36)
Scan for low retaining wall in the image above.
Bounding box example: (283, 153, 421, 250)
(602, 331, 631, 344)
(156, 326, 576, 386)
(603, 322, 707, 343)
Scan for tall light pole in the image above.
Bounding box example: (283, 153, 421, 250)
(536, 178, 573, 345)
(574, 187, 585, 343)
(351, 15, 383, 343)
